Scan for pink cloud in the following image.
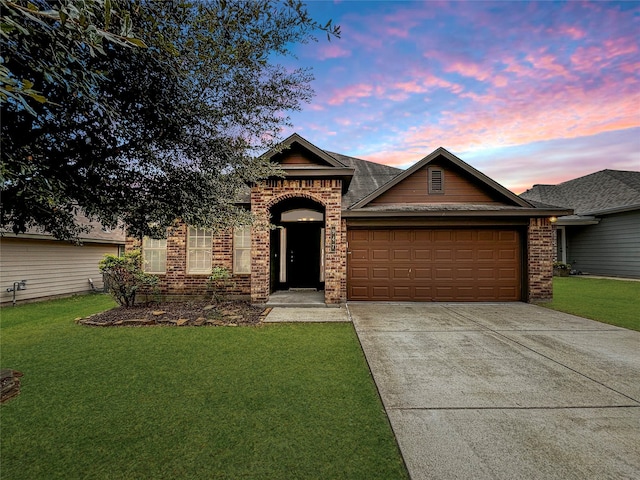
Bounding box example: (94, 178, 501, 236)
(315, 44, 351, 60)
(524, 50, 573, 79)
(571, 36, 638, 72)
(327, 83, 375, 105)
(550, 25, 586, 40)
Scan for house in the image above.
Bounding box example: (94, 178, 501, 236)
(520, 170, 640, 278)
(127, 133, 570, 304)
(0, 216, 125, 305)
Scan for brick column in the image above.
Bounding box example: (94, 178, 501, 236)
(527, 217, 554, 302)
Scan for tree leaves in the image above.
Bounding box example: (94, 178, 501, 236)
(1, 0, 341, 241)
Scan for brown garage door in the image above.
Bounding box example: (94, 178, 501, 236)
(347, 228, 522, 301)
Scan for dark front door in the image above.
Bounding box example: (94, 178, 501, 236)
(287, 223, 321, 288)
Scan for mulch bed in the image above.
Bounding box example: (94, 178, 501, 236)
(77, 300, 271, 327)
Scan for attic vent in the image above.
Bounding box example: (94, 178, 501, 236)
(429, 168, 444, 194)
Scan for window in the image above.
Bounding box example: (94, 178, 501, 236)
(187, 227, 212, 274)
(428, 167, 444, 194)
(233, 226, 251, 274)
(142, 237, 167, 273)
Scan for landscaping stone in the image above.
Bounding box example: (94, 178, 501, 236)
(1, 369, 23, 404)
(77, 301, 265, 327)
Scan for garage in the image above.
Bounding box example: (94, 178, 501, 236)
(347, 228, 522, 302)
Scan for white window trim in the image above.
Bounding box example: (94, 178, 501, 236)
(187, 227, 212, 274)
(142, 237, 167, 274)
(233, 226, 251, 275)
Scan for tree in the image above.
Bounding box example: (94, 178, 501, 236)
(1, 0, 339, 240)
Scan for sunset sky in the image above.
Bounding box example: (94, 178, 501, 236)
(282, 0, 639, 193)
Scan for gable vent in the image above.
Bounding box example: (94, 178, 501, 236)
(429, 168, 444, 194)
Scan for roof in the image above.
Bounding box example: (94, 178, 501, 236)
(1, 214, 126, 244)
(520, 169, 640, 216)
(245, 133, 570, 218)
(327, 152, 402, 208)
(349, 146, 533, 210)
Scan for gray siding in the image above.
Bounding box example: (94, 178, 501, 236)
(566, 210, 640, 278)
(0, 238, 120, 304)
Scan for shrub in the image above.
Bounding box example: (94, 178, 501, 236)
(99, 251, 158, 307)
(208, 266, 234, 303)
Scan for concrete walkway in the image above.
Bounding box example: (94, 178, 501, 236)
(348, 303, 640, 480)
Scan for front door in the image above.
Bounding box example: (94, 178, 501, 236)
(287, 223, 321, 288)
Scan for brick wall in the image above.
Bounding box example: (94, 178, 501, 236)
(250, 179, 345, 304)
(527, 217, 554, 301)
(125, 221, 250, 299)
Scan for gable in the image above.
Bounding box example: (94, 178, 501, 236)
(352, 148, 530, 209)
(370, 160, 503, 205)
(275, 143, 337, 167)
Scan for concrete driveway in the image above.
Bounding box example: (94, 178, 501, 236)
(348, 303, 640, 480)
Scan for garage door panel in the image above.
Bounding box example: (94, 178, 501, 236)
(350, 230, 369, 242)
(348, 228, 521, 302)
(371, 286, 390, 298)
(499, 268, 517, 280)
(350, 267, 369, 279)
(477, 249, 496, 260)
(435, 249, 452, 260)
(393, 249, 410, 260)
(372, 267, 390, 279)
(435, 268, 454, 280)
(414, 249, 431, 260)
(392, 230, 411, 242)
(371, 230, 391, 242)
(414, 267, 432, 279)
(393, 268, 411, 279)
(372, 249, 389, 260)
(351, 249, 368, 260)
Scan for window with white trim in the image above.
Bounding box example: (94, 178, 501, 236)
(233, 226, 251, 274)
(187, 227, 212, 274)
(142, 237, 167, 273)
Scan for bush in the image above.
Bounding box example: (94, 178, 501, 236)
(208, 266, 234, 303)
(99, 251, 158, 307)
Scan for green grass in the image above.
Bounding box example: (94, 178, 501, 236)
(545, 277, 640, 331)
(1, 295, 408, 480)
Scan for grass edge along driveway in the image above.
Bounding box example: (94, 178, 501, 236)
(0, 295, 408, 480)
(544, 277, 640, 332)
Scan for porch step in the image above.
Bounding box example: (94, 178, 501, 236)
(265, 290, 326, 307)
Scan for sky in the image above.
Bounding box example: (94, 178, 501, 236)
(280, 0, 640, 194)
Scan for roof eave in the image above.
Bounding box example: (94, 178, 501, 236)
(342, 207, 572, 218)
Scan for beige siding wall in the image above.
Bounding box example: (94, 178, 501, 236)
(0, 238, 120, 304)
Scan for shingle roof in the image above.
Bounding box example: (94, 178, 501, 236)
(326, 152, 402, 207)
(1, 213, 126, 243)
(520, 169, 640, 215)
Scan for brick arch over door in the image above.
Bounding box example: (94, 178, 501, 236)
(265, 192, 327, 211)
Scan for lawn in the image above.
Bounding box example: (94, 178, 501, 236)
(545, 277, 640, 331)
(0, 295, 408, 480)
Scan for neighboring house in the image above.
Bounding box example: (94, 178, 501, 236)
(521, 169, 640, 279)
(0, 216, 125, 304)
(127, 133, 569, 304)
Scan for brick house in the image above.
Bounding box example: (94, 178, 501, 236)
(127, 133, 570, 304)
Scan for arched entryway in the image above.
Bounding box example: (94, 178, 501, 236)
(270, 197, 326, 292)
